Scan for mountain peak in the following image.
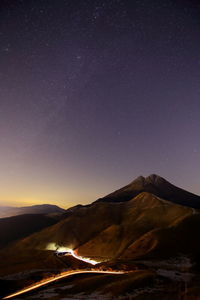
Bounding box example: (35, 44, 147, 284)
(147, 173, 161, 180)
(145, 174, 166, 185)
(131, 175, 145, 184)
(97, 174, 200, 208)
(130, 174, 165, 188)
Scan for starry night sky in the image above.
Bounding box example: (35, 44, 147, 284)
(0, 0, 200, 208)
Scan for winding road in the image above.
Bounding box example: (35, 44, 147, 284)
(3, 269, 125, 299)
(3, 247, 126, 299)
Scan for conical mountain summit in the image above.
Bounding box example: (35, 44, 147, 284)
(96, 174, 200, 208)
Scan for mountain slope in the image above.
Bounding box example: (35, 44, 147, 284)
(76, 192, 195, 259)
(122, 213, 200, 260)
(96, 174, 200, 208)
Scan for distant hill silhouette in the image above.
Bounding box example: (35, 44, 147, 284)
(0, 204, 65, 218)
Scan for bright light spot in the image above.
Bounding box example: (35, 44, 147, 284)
(56, 246, 71, 253)
(46, 243, 72, 253)
(46, 243, 100, 265)
(46, 242, 57, 251)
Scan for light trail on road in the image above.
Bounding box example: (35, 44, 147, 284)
(48, 243, 100, 265)
(65, 249, 99, 265)
(3, 270, 125, 299)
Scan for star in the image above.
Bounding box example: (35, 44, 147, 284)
(2, 47, 10, 53)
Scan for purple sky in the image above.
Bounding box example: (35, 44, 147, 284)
(0, 0, 200, 208)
